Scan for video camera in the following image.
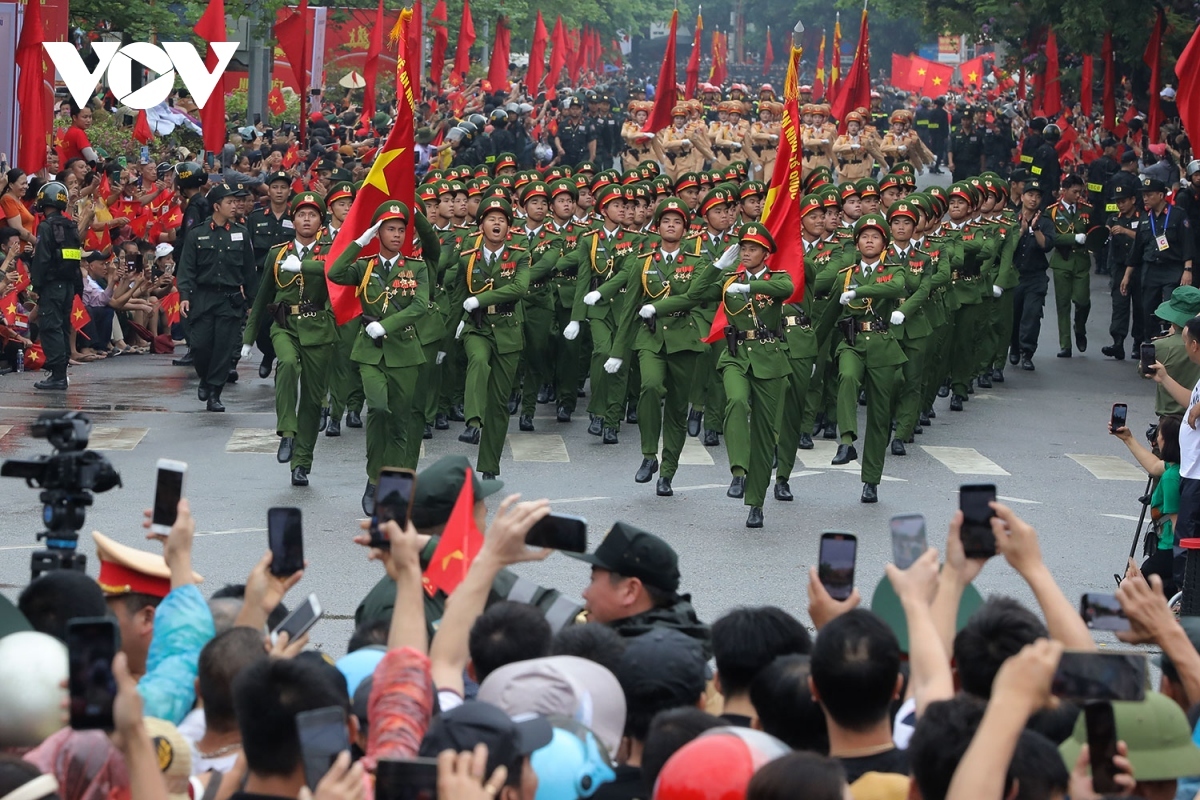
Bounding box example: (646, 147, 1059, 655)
(1, 411, 121, 578)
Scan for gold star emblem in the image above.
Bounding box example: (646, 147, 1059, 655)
(917, 67, 927, 77)
(968, 71, 979, 82)
(932, 76, 943, 86)
(73, 308, 84, 321)
(364, 147, 406, 194)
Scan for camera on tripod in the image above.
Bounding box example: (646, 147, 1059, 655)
(1, 411, 121, 578)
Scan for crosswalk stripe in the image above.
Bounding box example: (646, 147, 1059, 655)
(920, 446, 1010, 476)
(226, 428, 280, 454)
(508, 433, 570, 462)
(89, 426, 149, 451)
(798, 439, 860, 471)
(1067, 454, 1145, 481)
(0, 425, 11, 440)
(674, 437, 715, 466)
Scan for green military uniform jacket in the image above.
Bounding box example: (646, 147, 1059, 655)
(697, 261, 795, 379)
(517, 223, 562, 306)
(542, 219, 590, 308)
(405, 214, 446, 347)
(244, 239, 337, 348)
(686, 229, 739, 327)
(991, 211, 1021, 291)
(451, 242, 532, 354)
(615, 244, 710, 356)
(176, 220, 258, 304)
(1048, 200, 1093, 273)
(912, 235, 954, 328)
(566, 226, 639, 322)
(939, 222, 990, 307)
(781, 245, 821, 360)
(326, 244, 431, 368)
(887, 243, 937, 341)
(819, 258, 908, 367)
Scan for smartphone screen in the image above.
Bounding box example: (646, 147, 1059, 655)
(959, 484, 998, 559)
(1111, 403, 1128, 431)
(272, 594, 322, 644)
(1052, 651, 1147, 703)
(67, 618, 118, 731)
(1140, 343, 1157, 376)
(1085, 702, 1121, 793)
(372, 469, 416, 547)
(818, 532, 857, 601)
(151, 461, 186, 533)
(296, 706, 350, 790)
(1081, 593, 1131, 632)
(376, 758, 440, 800)
(268, 507, 304, 577)
(525, 513, 588, 552)
(889, 514, 927, 570)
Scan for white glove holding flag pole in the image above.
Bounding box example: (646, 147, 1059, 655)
(890, 311, 905, 326)
(280, 255, 302, 273)
(563, 321, 580, 340)
(639, 304, 656, 319)
(1075, 233, 1087, 245)
(714, 244, 741, 271)
(463, 297, 480, 312)
(727, 282, 751, 294)
(240, 344, 252, 359)
(455, 321, 465, 339)
(355, 220, 383, 247)
(840, 290, 856, 305)
(584, 291, 602, 306)
(993, 284, 1003, 298)
(603, 358, 622, 374)
(365, 322, 386, 339)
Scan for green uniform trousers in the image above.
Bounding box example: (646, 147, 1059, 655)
(922, 321, 951, 412)
(949, 303, 982, 397)
(1054, 268, 1091, 350)
(520, 297, 554, 416)
(722, 368, 784, 508)
(553, 304, 581, 413)
(402, 340, 443, 469)
(271, 330, 333, 470)
(463, 333, 520, 475)
(992, 290, 1016, 369)
(893, 334, 933, 441)
(837, 349, 900, 486)
(329, 321, 365, 420)
(974, 295, 1000, 375)
(637, 349, 700, 479)
(37, 281, 75, 372)
(586, 315, 628, 429)
(360, 362, 418, 483)
(775, 353, 817, 482)
(689, 343, 727, 434)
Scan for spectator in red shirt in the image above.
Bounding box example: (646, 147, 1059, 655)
(57, 102, 98, 166)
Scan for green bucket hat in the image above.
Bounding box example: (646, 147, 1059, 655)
(1059, 692, 1200, 781)
(411, 455, 505, 529)
(1155, 285, 1200, 329)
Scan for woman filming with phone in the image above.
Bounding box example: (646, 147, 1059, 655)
(1111, 414, 1183, 596)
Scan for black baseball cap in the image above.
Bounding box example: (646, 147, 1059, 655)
(1121, 150, 1140, 164)
(411, 455, 504, 529)
(615, 628, 707, 705)
(1112, 183, 1138, 200)
(266, 170, 291, 185)
(1023, 178, 1044, 194)
(565, 522, 681, 593)
(1143, 177, 1169, 194)
(419, 701, 553, 776)
(1010, 167, 1031, 183)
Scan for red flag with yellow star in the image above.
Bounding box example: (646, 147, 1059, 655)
(24, 342, 45, 370)
(71, 294, 91, 339)
(161, 290, 182, 326)
(423, 465, 484, 596)
(1, 290, 19, 326)
(267, 86, 287, 116)
(324, 7, 417, 325)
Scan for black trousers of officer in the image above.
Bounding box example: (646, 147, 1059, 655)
(1110, 259, 1144, 350)
(1010, 271, 1049, 356)
(190, 288, 246, 391)
(1142, 265, 1184, 343)
(37, 280, 76, 373)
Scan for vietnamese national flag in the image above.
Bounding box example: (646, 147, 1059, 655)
(1042, 29, 1061, 119)
(405, 0, 423, 97)
(641, 10, 678, 134)
(429, 0, 449, 90)
(1144, 9, 1164, 143)
(275, 0, 310, 143)
(71, 294, 90, 339)
(268, 86, 287, 116)
(1176, 25, 1200, 153)
(488, 15, 511, 91)
(24, 342, 45, 371)
(909, 55, 951, 97)
(830, 5, 869, 129)
(891, 53, 913, 92)
(763, 27, 774, 76)
(15, 0, 48, 175)
(194, 0, 228, 155)
(1, 290, 19, 326)
(162, 289, 182, 326)
(133, 110, 153, 146)
(360, 0, 384, 127)
(325, 7, 418, 326)
(685, 10, 703, 100)
(1080, 55, 1094, 118)
(451, 0, 475, 86)
(423, 466, 484, 596)
(567, 29, 582, 83)
(527, 11, 549, 96)
(959, 55, 986, 88)
(813, 31, 827, 99)
(1102, 30, 1116, 130)
(547, 16, 567, 99)
(12, 261, 31, 294)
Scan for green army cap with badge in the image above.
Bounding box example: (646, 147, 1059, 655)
(520, 181, 550, 205)
(327, 181, 355, 206)
(887, 200, 920, 224)
(565, 521, 681, 594)
(478, 196, 513, 223)
(739, 222, 776, 254)
(290, 192, 326, 217)
(854, 213, 891, 241)
(548, 178, 578, 201)
(372, 200, 409, 224)
(654, 197, 691, 226)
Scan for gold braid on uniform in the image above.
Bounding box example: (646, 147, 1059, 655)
(721, 271, 759, 325)
(842, 266, 874, 313)
(273, 245, 303, 292)
(641, 254, 670, 300)
(464, 251, 495, 296)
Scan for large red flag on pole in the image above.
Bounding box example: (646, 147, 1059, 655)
(1176, 25, 1200, 151)
(829, 13, 842, 105)
(429, 0, 449, 91)
(451, 0, 475, 86)
(891, 53, 914, 92)
(360, 0, 384, 127)
(1042, 29, 1061, 119)
(762, 26, 774, 75)
(709, 30, 728, 86)
(15, 0, 48, 175)
(405, 0, 423, 96)
(685, 8, 703, 99)
(487, 15, 511, 91)
(195, 0, 228, 155)
(1144, 9, 1164, 143)
(325, 7, 418, 325)
(528, 11, 549, 96)
(547, 16, 567, 99)
(567, 29, 582, 83)
(1102, 30, 1116, 130)
(813, 30, 827, 99)
(275, 0, 309, 144)
(642, 9, 679, 133)
(1080, 54, 1094, 118)
(830, 3, 869, 127)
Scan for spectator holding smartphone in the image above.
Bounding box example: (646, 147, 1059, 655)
(1149, 317, 1200, 553)
(1112, 415, 1183, 594)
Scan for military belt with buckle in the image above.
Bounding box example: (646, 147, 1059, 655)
(486, 303, 516, 315)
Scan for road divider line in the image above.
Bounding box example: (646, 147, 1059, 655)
(1067, 454, 1145, 481)
(920, 446, 1010, 475)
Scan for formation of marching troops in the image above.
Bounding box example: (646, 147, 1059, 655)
(174, 88, 1089, 529)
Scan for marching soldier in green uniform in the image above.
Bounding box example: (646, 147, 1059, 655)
(176, 183, 258, 412)
(820, 214, 907, 503)
(246, 170, 297, 379)
(327, 201, 431, 515)
(773, 194, 825, 502)
(28, 181, 82, 391)
(983, 177, 1020, 384)
(241, 192, 337, 487)
(612, 197, 720, 497)
(941, 182, 993, 411)
(402, 206, 447, 468)
(545, 179, 587, 421)
(697, 223, 794, 529)
(452, 197, 531, 479)
(515, 181, 558, 432)
(1048, 174, 1093, 357)
(321, 181, 366, 437)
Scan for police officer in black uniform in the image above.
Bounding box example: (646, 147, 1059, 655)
(1087, 139, 1121, 212)
(176, 184, 258, 412)
(28, 181, 82, 390)
(555, 97, 597, 166)
(247, 170, 296, 377)
(593, 95, 622, 170)
(983, 117, 1016, 177)
(1125, 177, 1196, 343)
(1102, 183, 1145, 359)
(948, 111, 984, 182)
(1009, 179, 1057, 371)
(488, 109, 517, 161)
(170, 162, 212, 367)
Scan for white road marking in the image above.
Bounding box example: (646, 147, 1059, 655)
(798, 439, 861, 471)
(0, 425, 12, 439)
(671, 483, 732, 491)
(999, 496, 1042, 505)
(508, 434, 570, 462)
(550, 496, 612, 504)
(1101, 513, 1141, 522)
(196, 527, 268, 537)
(1067, 454, 1146, 481)
(226, 428, 281, 454)
(921, 445, 1010, 475)
(673, 437, 716, 466)
(88, 426, 149, 451)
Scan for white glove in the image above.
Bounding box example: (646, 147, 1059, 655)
(355, 220, 383, 247)
(839, 290, 856, 305)
(240, 344, 253, 359)
(714, 244, 741, 271)
(280, 254, 302, 273)
(436, 351, 446, 365)
(851, 143, 861, 149)
(821, 138, 830, 144)
(727, 282, 751, 294)
(455, 320, 465, 339)
(898, 145, 907, 152)
(733, 142, 742, 150)
(603, 357, 623, 374)
(639, 304, 656, 319)
(992, 284, 1003, 298)
(680, 138, 691, 146)
(365, 321, 386, 339)
(462, 296, 480, 312)
(890, 310, 905, 326)
(1074, 233, 1087, 245)
(583, 290, 602, 306)
(563, 321, 580, 340)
